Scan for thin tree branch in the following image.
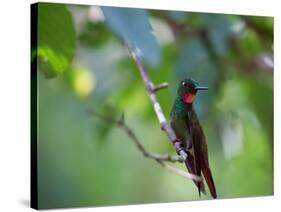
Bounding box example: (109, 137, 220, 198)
(87, 109, 201, 182)
(127, 45, 187, 161)
(87, 109, 183, 163)
(157, 160, 200, 180)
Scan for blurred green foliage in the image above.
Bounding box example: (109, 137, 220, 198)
(36, 3, 273, 209)
(37, 3, 75, 78)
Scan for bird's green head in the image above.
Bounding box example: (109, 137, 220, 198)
(177, 78, 208, 104)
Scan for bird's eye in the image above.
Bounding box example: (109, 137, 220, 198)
(182, 81, 187, 87)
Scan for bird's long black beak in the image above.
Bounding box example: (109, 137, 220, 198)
(195, 86, 208, 91)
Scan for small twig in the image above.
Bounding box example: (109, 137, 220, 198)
(127, 45, 187, 161)
(153, 82, 169, 92)
(87, 109, 201, 182)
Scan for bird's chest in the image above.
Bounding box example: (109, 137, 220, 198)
(172, 116, 191, 145)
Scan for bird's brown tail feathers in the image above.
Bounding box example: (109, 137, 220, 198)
(202, 167, 217, 198)
(184, 153, 205, 196)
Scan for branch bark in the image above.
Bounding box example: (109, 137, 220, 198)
(127, 45, 188, 161)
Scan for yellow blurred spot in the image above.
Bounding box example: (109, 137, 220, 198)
(73, 68, 95, 98)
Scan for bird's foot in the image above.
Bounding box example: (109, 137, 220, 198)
(174, 140, 187, 160)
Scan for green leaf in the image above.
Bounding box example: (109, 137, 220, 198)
(38, 3, 76, 78)
(101, 6, 160, 66)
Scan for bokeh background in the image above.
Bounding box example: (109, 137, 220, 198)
(33, 3, 273, 209)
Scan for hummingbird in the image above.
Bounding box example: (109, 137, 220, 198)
(170, 78, 217, 199)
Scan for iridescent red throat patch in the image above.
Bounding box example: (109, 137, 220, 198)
(182, 93, 194, 104)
